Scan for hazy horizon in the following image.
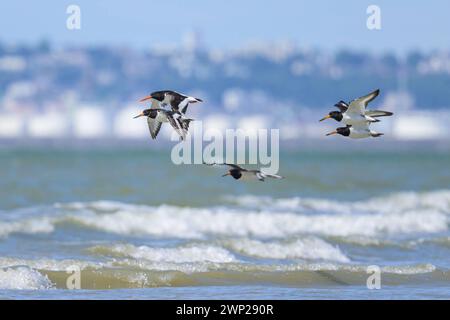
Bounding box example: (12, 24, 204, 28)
(0, 1, 449, 54)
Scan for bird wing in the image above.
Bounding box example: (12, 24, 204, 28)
(165, 92, 187, 112)
(203, 162, 245, 171)
(179, 118, 193, 131)
(255, 172, 265, 181)
(261, 173, 284, 180)
(147, 117, 162, 139)
(166, 113, 187, 140)
(168, 91, 202, 114)
(365, 110, 393, 118)
(347, 89, 380, 115)
(334, 101, 348, 112)
(224, 163, 245, 170)
(177, 117, 193, 138)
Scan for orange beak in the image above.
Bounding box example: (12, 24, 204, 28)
(133, 112, 145, 119)
(222, 172, 231, 177)
(139, 95, 153, 102)
(326, 130, 338, 136)
(319, 115, 331, 122)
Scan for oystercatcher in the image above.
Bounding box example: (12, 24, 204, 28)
(204, 163, 284, 182)
(139, 90, 203, 114)
(320, 89, 393, 126)
(134, 108, 193, 140)
(325, 124, 383, 139)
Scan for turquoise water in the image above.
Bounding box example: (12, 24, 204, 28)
(0, 147, 449, 299)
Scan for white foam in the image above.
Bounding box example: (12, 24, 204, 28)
(381, 263, 436, 275)
(225, 238, 350, 262)
(0, 257, 103, 271)
(2, 190, 450, 240)
(227, 190, 450, 215)
(0, 217, 54, 238)
(0, 266, 53, 290)
(112, 259, 438, 275)
(0, 257, 437, 280)
(67, 204, 447, 238)
(55, 200, 136, 212)
(91, 244, 236, 263)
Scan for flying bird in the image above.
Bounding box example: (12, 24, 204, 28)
(325, 124, 383, 139)
(134, 108, 193, 140)
(139, 90, 203, 114)
(204, 162, 284, 182)
(320, 89, 393, 126)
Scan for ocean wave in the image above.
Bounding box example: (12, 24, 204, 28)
(226, 190, 450, 215)
(0, 266, 53, 290)
(0, 257, 444, 289)
(88, 237, 349, 263)
(0, 190, 449, 240)
(0, 257, 103, 271)
(0, 217, 54, 238)
(326, 235, 401, 248)
(63, 205, 447, 238)
(89, 244, 237, 263)
(0, 200, 447, 240)
(223, 238, 350, 263)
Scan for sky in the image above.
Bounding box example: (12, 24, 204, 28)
(0, 0, 448, 53)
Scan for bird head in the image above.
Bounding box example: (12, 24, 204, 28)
(139, 91, 166, 102)
(320, 111, 342, 122)
(326, 126, 350, 137)
(133, 109, 151, 118)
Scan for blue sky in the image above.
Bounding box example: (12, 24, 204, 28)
(0, 0, 448, 53)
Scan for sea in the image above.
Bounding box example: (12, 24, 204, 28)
(0, 145, 449, 299)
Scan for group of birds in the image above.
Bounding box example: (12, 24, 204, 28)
(134, 90, 202, 140)
(319, 89, 393, 139)
(134, 88, 393, 181)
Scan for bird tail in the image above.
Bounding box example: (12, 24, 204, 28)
(371, 132, 384, 138)
(366, 110, 394, 118)
(188, 97, 203, 103)
(261, 173, 284, 179)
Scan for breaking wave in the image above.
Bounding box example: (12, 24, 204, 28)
(223, 237, 350, 262)
(0, 266, 53, 290)
(0, 256, 444, 290)
(0, 190, 448, 240)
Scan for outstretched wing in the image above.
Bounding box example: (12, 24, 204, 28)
(147, 118, 162, 139)
(165, 92, 188, 113)
(261, 173, 284, 180)
(179, 118, 193, 131)
(176, 118, 193, 138)
(347, 89, 380, 115)
(203, 162, 245, 171)
(166, 91, 202, 114)
(334, 101, 348, 113)
(365, 110, 393, 118)
(166, 113, 187, 140)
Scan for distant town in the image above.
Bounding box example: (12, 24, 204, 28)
(1, 33, 450, 142)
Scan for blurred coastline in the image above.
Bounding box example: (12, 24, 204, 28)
(1, 34, 450, 145)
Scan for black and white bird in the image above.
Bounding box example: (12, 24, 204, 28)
(139, 90, 203, 114)
(320, 89, 393, 126)
(204, 163, 284, 182)
(133, 108, 193, 140)
(325, 123, 383, 139)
